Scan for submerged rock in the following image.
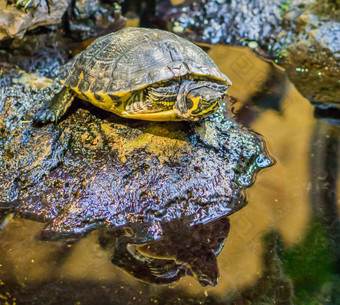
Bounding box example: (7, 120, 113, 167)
(0, 66, 274, 285)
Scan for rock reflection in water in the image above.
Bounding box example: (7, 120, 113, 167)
(0, 61, 274, 286)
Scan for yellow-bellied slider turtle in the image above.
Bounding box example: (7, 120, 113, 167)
(35, 27, 232, 123)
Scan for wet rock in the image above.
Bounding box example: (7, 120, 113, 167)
(0, 66, 274, 285)
(157, 0, 340, 113)
(0, 87, 272, 239)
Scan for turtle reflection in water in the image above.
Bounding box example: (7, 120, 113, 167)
(34, 27, 231, 123)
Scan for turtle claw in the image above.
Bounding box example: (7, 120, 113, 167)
(33, 108, 58, 125)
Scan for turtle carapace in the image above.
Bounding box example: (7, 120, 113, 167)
(35, 27, 232, 123)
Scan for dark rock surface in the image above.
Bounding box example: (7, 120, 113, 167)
(0, 64, 274, 285)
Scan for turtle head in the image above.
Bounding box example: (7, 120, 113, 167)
(186, 86, 225, 118)
(175, 81, 229, 121)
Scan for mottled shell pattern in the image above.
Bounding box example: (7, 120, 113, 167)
(57, 27, 230, 114)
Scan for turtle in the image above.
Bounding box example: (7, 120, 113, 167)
(34, 27, 232, 123)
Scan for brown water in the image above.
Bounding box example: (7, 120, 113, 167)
(0, 44, 339, 304)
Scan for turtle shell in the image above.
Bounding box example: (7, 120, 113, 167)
(57, 27, 231, 110)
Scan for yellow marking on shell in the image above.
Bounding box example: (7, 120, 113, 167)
(113, 91, 130, 98)
(120, 109, 181, 121)
(68, 78, 131, 115)
(72, 90, 126, 115)
(72, 85, 81, 96)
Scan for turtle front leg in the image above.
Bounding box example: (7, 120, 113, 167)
(34, 86, 75, 124)
(173, 80, 197, 120)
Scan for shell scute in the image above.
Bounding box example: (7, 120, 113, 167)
(90, 78, 109, 94)
(65, 73, 79, 89)
(77, 77, 92, 93)
(148, 67, 175, 84)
